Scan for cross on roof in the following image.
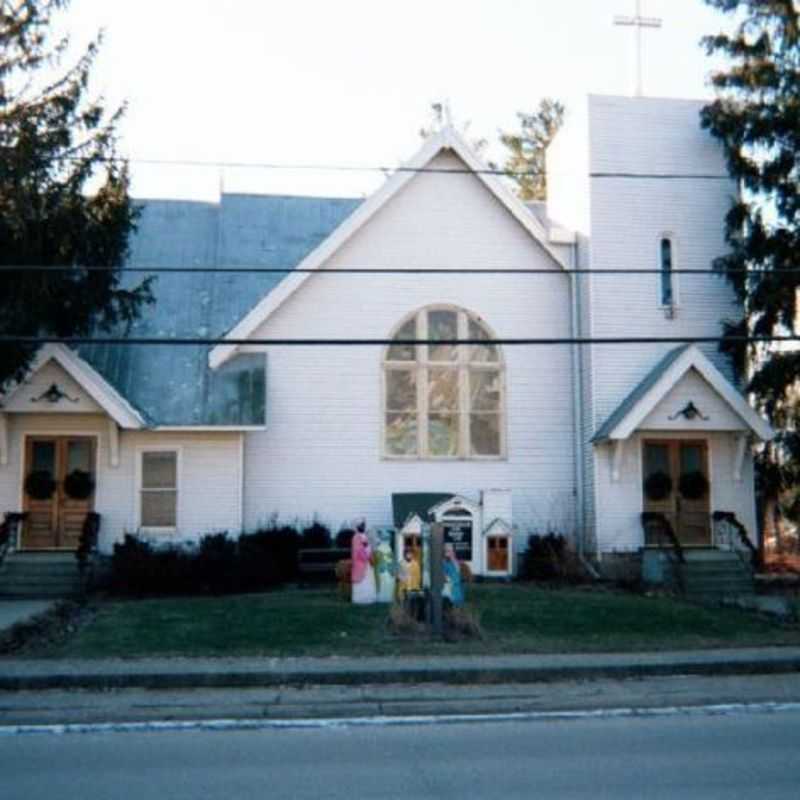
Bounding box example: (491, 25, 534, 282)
(614, 0, 663, 97)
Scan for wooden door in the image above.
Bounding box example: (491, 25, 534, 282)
(643, 440, 710, 547)
(22, 437, 95, 550)
(487, 536, 509, 572)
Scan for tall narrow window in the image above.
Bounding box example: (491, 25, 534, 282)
(660, 237, 674, 306)
(384, 306, 505, 459)
(139, 450, 178, 530)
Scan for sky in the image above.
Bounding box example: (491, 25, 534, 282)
(59, 0, 734, 200)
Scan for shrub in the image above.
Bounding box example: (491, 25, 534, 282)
(335, 527, 355, 550)
(519, 533, 570, 581)
(196, 533, 238, 594)
(301, 520, 332, 549)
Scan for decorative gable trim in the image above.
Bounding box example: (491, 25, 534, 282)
(429, 493, 482, 520)
(594, 345, 773, 442)
(0, 344, 145, 429)
(209, 127, 568, 369)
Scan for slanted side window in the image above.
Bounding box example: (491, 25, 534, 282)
(660, 236, 675, 307)
(384, 306, 505, 459)
(139, 450, 179, 531)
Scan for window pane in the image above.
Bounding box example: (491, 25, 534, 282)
(387, 318, 416, 361)
(468, 319, 499, 362)
(680, 444, 704, 474)
(31, 441, 56, 474)
(67, 440, 92, 473)
(385, 413, 418, 455)
(141, 490, 177, 527)
(470, 369, 501, 411)
(142, 452, 177, 489)
(428, 368, 459, 411)
(428, 413, 459, 456)
(428, 310, 458, 361)
(660, 238, 673, 305)
(644, 444, 669, 477)
(470, 413, 501, 455)
(386, 369, 417, 411)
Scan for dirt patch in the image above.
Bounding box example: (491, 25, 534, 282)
(0, 600, 96, 656)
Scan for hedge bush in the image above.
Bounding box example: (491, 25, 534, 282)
(110, 520, 335, 596)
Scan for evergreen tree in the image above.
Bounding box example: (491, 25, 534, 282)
(0, 0, 153, 387)
(700, 0, 800, 544)
(498, 98, 564, 202)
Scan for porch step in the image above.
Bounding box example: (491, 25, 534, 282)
(679, 551, 755, 602)
(0, 553, 82, 599)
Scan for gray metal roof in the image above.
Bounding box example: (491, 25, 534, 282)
(80, 194, 362, 426)
(591, 345, 691, 442)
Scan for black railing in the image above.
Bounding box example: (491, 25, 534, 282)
(712, 511, 760, 571)
(641, 512, 686, 564)
(0, 512, 27, 565)
(76, 512, 101, 573)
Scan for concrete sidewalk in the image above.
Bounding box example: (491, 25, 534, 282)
(2, 646, 799, 692)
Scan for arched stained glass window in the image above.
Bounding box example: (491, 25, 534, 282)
(384, 306, 505, 459)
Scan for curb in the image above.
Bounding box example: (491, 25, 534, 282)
(2, 652, 800, 691)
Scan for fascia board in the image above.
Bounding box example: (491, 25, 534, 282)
(5, 343, 146, 429)
(210, 128, 568, 369)
(610, 345, 773, 441)
(209, 134, 449, 370)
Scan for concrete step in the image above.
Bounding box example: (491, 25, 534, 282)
(0, 554, 83, 599)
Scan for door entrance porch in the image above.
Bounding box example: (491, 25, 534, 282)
(643, 439, 710, 547)
(21, 436, 96, 550)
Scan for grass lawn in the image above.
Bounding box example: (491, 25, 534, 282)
(28, 583, 800, 659)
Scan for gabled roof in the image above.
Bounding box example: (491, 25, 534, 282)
(592, 344, 774, 442)
(79, 194, 359, 426)
(209, 127, 568, 369)
(1, 344, 146, 429)
(392, 492, 454, 529)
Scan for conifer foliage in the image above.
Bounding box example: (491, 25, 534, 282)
(499, 98, 564, 202)
(0, 0, 153, 387)
(700, 1, 800, 533)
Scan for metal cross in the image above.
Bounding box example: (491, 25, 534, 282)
(614, 0, 663, 97)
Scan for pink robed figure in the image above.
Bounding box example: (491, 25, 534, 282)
(351, 526, 377, 604)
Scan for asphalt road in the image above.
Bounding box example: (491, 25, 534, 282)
(3, 707, 800, 799)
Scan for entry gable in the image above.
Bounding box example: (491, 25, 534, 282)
(0, 344, 145, 429)
(209, 127, 568, 369)
(592, 345, 773, 443)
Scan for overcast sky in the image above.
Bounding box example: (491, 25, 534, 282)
(61, 0, 733, 199)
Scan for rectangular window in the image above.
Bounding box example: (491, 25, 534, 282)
(140, 451, 178, 530)
(660, 237, 674, 306)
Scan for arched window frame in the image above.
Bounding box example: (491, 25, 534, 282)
(659, 233, 679, 313)
(382, 305, 506, 460)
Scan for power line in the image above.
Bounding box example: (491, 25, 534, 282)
(2, 335, 799, 347)
(48, 154, 730, 181)
(0, 265, 790, 275)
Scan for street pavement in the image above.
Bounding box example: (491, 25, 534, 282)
(3, 706, 800, 799)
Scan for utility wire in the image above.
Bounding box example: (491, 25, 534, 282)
(48, 154, 730, 180)
(2, 335, 799, 347)
(0, 265, 788, 275)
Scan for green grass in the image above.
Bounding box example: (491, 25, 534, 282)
(35, 583, 800, 659)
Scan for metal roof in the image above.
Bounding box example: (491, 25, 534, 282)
(80, 194, 361, 426)
(591, 345, 692, 442)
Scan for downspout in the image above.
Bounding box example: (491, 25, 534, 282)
(569, 243, 599, 579)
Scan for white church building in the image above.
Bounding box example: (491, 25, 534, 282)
(0, 95, 773, 579)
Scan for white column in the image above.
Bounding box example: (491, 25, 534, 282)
(108, 419, 120, 468)
(0, 413, 8, 467)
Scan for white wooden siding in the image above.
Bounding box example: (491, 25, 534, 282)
(640, 369, 748, 432)
(3, 361, 102, 414)
(0, 413, 242, 552)
(240, 151, 576, 549)
(594, 431, 757, 554)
